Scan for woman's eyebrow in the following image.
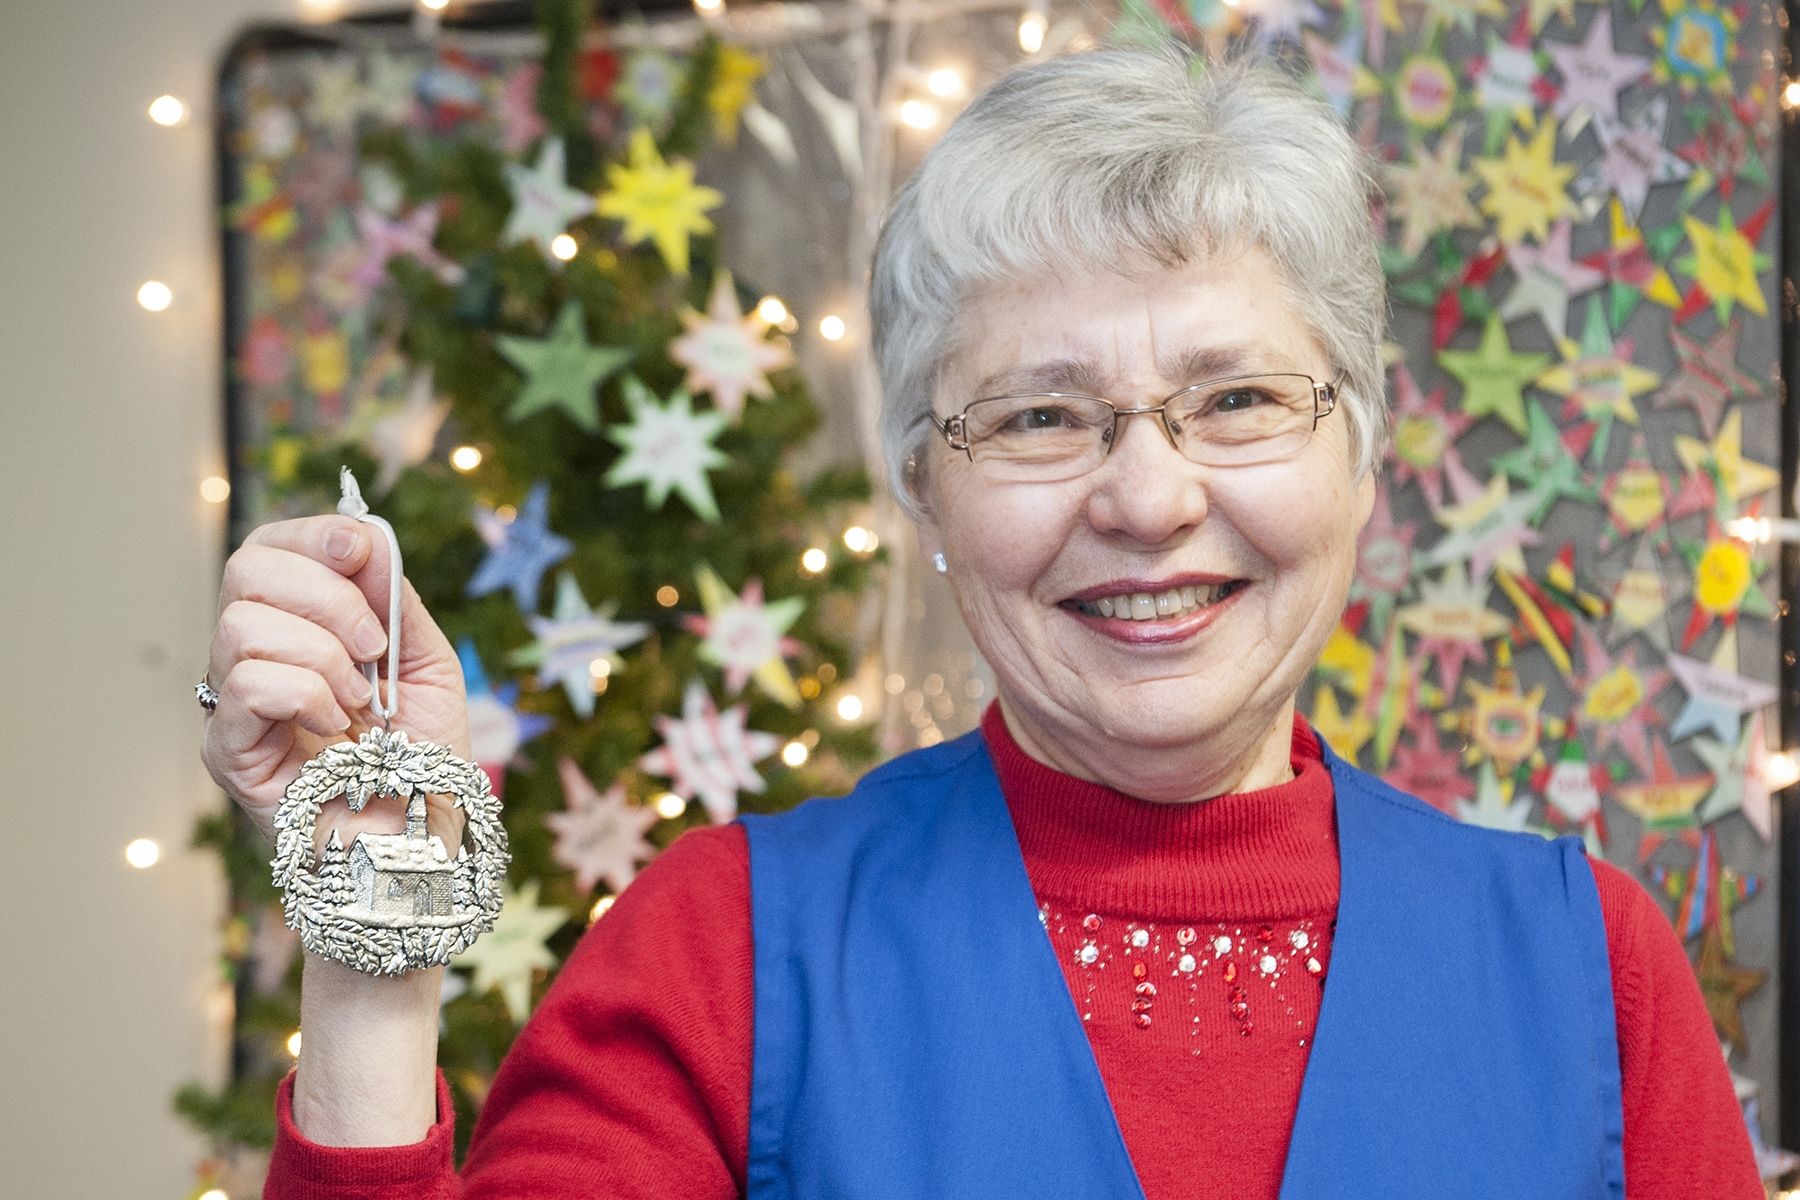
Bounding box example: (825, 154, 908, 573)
(973, 346, 1259, 397)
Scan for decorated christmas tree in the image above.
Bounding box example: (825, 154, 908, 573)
(179, 1, 878, 1184)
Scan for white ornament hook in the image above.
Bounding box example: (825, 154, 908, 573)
(337, 465, 404, 727)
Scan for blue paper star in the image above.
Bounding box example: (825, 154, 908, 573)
(466, 480, 573, 614)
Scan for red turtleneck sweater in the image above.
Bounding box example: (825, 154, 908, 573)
(265, 706, 1762, 1198)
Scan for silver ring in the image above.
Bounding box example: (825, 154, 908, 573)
(195, 676, 220, 714)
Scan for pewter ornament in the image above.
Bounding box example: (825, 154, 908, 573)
(271, 725, 509, 975)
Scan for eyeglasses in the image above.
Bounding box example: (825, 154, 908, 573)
(927, 372, 1340, 483)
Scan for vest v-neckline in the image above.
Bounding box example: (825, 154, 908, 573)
(983, 744, 1361, 1200)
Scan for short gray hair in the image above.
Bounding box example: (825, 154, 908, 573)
(869, 43, 1390, 518)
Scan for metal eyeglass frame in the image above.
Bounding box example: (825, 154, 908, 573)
(928, 373, 1341, 467)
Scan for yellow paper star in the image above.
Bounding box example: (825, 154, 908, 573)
(1310, 684, 1374, 761)
(1674, 410, 1780, 503)
(1316, 625, 1377, 699)
(1472, 115, 1575, 245)
(1386, 127, 1481, 257)
(707, 45, 765, 146)
(1678, 209, 1769, 323)
(596, 128, 724, 276)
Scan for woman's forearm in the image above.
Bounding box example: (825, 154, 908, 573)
(292, 951, 444, 1146)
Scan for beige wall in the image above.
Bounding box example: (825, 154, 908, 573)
(0, 2, 379, 1194)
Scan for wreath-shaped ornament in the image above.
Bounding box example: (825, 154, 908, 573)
(271, 726, 509, 975)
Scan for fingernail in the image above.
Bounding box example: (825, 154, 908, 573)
(327, 529, 357, 561)
(352, 676, 374, 706)
(353, 616, 387, 656)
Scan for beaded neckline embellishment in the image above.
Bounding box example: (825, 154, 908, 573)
(1041, 906, 1331, 1047)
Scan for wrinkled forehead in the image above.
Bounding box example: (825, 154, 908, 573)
(939, 246, 1323, 399)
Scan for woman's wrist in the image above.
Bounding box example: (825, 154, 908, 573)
(292, 951, 444, 1146)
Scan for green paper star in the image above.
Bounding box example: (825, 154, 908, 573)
(496, 301, 633, 432)
(1438, 315, 1547, 435)
(1491, 399, 1596, 523)
(604, 376, 729, 521)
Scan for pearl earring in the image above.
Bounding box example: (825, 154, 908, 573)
(931, 551, 948, 575)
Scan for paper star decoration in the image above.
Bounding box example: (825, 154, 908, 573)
(1533, 738, 1614, 837)
(619, 50, 685, 128)
(1491, 399, 1596, 524)
(1534, 298, 1658, 464)
(1694, 922, 1764, 1053)
(351, 203, 464, 299)
(1675, 201, 1772, 325)
(1677, 515, 1774, 649)
(1310, 683, 1375, 761)
(1651, 0, 1739, 98)
(1471, 27, 1554, 150)
(453, 879, 569, 1024)
(595, 128, 723, 276)
(1676, 104, 1770, 203)
(1580, 198, 1685, 331)
(459, 636, 554, 800)
(1667, 632, 1778, 742)
(1392, 53, 1462, 128)
(502, 137, 594, 253)
(1652, 319, 1759, 438)
(1579, 98, 1690, 222)
(547, 759, 661, 894)
(1571, 624, 1669, 775)
(1693, 711, 1777, 840)
(1397, 562, 1510, 693)
(706, 44, 765, 145)
(1546, 10, 1650, 122)
(466, 480, 575, 614)
(1471, 115, 1576, 244)
(1614, 738, 1713, 838)
(1606, 534, 1685, 650)
(1599, 442, 1671, 551)
(1447, 642, 1550, 779)
(1499, 219, 1604, 338)
(507, 571, 652, 719)
(1386, 364, 1478, 508)
(682, 566, 806, 706)
(669, 271, 794, 421)
(1672, 411, 1781, 510)
(604, 376, 730, 521)
(1383, 719, 1475, 815)
(1414, 0, 1504, 40)
(1385, 127, 1481, 258)
(638, 680, 782, 823)
(353, 366, 450, 497)
(1350, 485, 1417, 629)
(496, 300, 633, 432)
(1457, 761, 1545, 835)
(1494, 544, 1607, 679)
(498, 63, 547, 153)
(1439, 315, 1548, 435)
(1418, 473, 1542, 581)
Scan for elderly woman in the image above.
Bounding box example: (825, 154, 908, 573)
(202, 45, 1760, 1200)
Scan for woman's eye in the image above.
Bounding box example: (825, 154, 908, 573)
(1214, 389, 1266, 412)
(1006, 406, 1075, 431)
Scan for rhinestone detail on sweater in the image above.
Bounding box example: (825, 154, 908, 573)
(1042, 907, 1331, 1047)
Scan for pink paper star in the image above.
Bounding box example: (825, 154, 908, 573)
(638, 681, 782, 823)
(668, 271, 795, 421)
(1571, 623, 1669, 776)
(1386, 363, 1477, 509)
(1545, 10, 1649, 123)
(350, 203, 463, 299)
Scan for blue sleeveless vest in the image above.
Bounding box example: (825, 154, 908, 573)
(736, 730, 1625, 1198)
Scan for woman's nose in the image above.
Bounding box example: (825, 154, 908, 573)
(1083, 410, 1210, 544)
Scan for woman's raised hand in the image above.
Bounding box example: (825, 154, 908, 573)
(199, 514, 473, 851)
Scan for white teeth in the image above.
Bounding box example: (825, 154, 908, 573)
(1071, 582, 1239, 621)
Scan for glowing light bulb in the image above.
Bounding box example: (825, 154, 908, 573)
(1018, 12, 1047, 53)
(693, 0, 723, 12)
(147, 95, 187, 126)
(655, 792, 688, 819)
(549, 234, 578, 261)
(198, 1190, 229, 1200)
(800, 547, 828, 574)
(125, 838, 161, 869)
(590, 895, 617, 923)
(137, 280, 173, 311)
(836, 694, 865, 722)
(418, 0, 448, 10)
(1765, 751, 1800, 790)
(755, 295, 789, 325)
(925, 67, 966, 98)
(1727, 516, 1772, 544)
(199, 475, 231, 504)
(656, 585, 680, 607)
(898, 99, 940, 130)
(287, 1029, 303, 1057)
(1785, 79, 1800, 108)
(588, 657, 612, 680)
(842, 525, 876, 553)
(450, 445, 483, 471)
(818, 314, 847, 341)
(782, 740, 810, 767)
